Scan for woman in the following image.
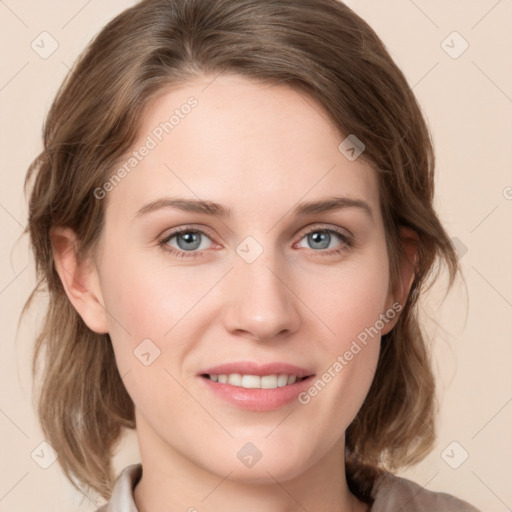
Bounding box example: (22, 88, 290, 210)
(23, 0, 481, 510)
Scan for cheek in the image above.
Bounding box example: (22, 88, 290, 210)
(299, 248, 390, 348)
(98, 255, 195, 426)
(97, 248, 221, 394)
(293, 245, 388, 415)
(99, 249, 210, 340)
(301, 344, 379, 449)
(295, 274, 383, 441)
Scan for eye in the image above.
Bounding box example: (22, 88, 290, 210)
(159, 227, 215, 258)
(158, 225, 353, 259)
(295, 227, 353, 255)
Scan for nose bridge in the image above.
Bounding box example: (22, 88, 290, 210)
(222, 243, 301, 340)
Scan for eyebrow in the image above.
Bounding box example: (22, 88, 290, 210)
(135, 195, 373, 220)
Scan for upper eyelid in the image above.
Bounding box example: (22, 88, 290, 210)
(161, 224, 352, 246)
(161, 224, 216, 243)
(300, 225, 352, 238)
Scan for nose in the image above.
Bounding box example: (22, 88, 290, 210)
(221, 251, 302, 342)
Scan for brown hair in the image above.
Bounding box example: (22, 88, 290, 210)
(23, 0, 459, 502)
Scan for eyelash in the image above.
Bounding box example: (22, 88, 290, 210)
(158, 224, 354, 259)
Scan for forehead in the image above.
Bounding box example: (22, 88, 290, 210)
(104, 74, 380, 221)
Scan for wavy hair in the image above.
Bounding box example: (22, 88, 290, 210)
(22, 0, 459, 502)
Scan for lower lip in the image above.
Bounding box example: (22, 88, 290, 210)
(198, 375, 315, 411)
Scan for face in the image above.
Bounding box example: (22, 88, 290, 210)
(87, 74, 402, 482)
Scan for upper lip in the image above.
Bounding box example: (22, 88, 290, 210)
(199, 361, 314, 379)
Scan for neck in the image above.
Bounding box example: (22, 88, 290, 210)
(133, 413, 367, 512)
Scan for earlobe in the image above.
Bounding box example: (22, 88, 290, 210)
(381, 226, 419, 336)
(50, 226, 109, 334)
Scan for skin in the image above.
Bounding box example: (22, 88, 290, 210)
(52, 74, 415, 512)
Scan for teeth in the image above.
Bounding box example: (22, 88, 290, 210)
(207, 373, 302, 389)
(228, 373, 242, 386)
(277, 374, 288, 387)
(261, 375, 278, 389)
(242, 375, 260, 388)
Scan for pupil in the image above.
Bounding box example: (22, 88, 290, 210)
(178, 232, 201, 250)
(310, 231, 329, 249)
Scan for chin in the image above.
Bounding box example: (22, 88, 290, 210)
(198, 439, 316, 484)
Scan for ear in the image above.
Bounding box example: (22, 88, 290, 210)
(381, 226, 418, 335)
(50, 226, 109, 334)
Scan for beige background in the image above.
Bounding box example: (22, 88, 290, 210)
(1, 1, 511, 510)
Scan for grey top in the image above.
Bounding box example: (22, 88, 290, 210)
(95, 463, 481, 512)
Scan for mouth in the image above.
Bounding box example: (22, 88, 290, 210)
(197, 361, 316, 411)
(200, 373, 310, 389)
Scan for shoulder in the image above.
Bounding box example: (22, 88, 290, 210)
(371, 471, 481, 512)
(93, 463, 142, 512)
